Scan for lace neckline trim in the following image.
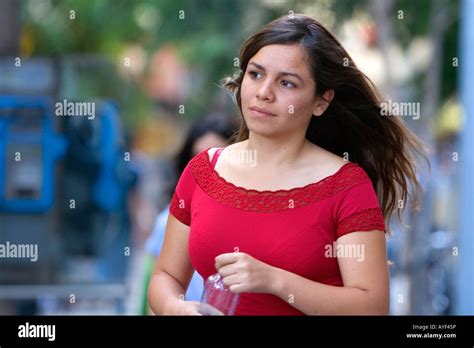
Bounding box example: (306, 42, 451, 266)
(204, 148, 355, 194)
(188, 148, 371, 212)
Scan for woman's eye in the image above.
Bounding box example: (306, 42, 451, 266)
(248, 70, 262, 79)
(281, 80, 296, 88)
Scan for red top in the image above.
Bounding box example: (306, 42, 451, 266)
(169, 147, 386, 315)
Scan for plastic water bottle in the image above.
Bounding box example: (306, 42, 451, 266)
(198, 273, 239, 315)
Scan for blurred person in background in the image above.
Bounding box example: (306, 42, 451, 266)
(141, 113, 236, 313)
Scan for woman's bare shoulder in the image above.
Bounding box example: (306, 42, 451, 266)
(306, 143, 348, 173)
(207, 141, 245, 162)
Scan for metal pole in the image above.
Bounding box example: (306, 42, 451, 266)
(455, 0, 474, 315)
(0, 0, 21, 56)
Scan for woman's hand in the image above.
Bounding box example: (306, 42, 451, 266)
(174, 300, 203, 315)
(215, 252, 279, 294)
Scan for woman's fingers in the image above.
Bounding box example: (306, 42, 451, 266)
(215, 253, 241, 269)
(217, 264, 239, 277)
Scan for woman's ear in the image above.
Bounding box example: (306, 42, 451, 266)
(312, 89, 335, 116)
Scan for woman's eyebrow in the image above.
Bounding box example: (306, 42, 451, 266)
(249, 61, 304, 84)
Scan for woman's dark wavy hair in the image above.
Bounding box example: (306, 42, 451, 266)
(223, 14, 429, 226)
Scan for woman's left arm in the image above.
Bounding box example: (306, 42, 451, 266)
(272, 230, 390, 315)
(215, 230, 390, 315)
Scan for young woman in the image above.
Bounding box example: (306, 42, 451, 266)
(148, 14, 427, 315)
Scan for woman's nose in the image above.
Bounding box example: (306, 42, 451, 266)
(256, 81, 274, 102)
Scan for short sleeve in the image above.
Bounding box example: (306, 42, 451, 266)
(334, 179, 386, 239)
(169, 162, 197, 226)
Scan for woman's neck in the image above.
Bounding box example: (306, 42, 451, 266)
(244, 132, 310, 169)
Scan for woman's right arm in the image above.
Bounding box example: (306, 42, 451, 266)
(147, 213, 201, 315)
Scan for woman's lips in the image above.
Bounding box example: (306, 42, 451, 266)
(249, 107, 276, 117)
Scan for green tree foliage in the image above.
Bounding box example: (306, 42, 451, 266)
(21, 0, 458, 127)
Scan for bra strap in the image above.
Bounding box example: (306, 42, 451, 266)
(210, 148, 224, 169)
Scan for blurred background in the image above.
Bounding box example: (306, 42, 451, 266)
(0, 0, 472, 315)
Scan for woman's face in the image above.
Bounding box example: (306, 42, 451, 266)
(240, 44, 323, 139)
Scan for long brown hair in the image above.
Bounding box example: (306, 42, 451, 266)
(223, 14, 429, 225)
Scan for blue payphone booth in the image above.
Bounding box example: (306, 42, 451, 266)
(91, 101, 127, 212)
(0, 57, 136, 313)
(0, 96, 67, 213)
